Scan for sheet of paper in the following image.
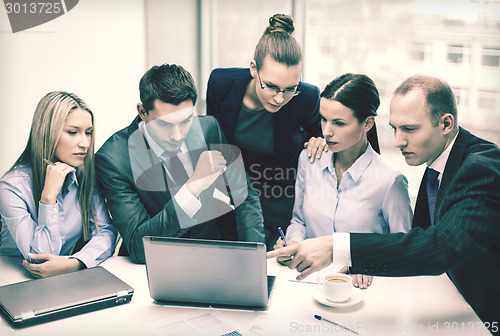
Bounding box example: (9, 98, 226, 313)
(287, 264, 344, 285)
(247, 309, 356, 335)
(146, 308, 243, 336)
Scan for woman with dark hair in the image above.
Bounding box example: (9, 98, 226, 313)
(207, 14, 323, 249)
(0, 91, 117, 277)
(274, 74, 412, 288)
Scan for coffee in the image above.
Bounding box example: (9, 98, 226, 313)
(322, 273, 353, 302)
(326, 277, 348, 283)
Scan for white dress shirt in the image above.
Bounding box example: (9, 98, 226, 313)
(334, 130, 460, 266)
(287, 145, 412, 243)
(428, 131, 459, 187)
(0, 164, 117, 267)
(139, 121, 202, 221)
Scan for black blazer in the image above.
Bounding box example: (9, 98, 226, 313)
(95, 115, 264, 263)
(350, 128, 500, 329)
(206, 68, 322, 186)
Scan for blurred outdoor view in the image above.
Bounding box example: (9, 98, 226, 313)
(176, 0, 500, 203)
(2, 0, 498, 204)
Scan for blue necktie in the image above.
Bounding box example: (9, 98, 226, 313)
(426, 167, 440, 226)
(164, 152, 189, 186)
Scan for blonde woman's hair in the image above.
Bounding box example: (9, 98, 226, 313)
(11, 91, 97, 240)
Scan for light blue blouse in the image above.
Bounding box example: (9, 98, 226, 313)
(286, 145, 412, 242)
(0, 164, 117, 267)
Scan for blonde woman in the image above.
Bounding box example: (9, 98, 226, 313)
(0, 91, 116, 278)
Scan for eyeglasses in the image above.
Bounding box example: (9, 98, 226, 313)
(257, 72, 300, 98)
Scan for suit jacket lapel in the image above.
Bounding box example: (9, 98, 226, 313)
(414, 128, 471, 229)
(127, 116, 171, 204)
(218, 73, 250, 142)
(435, 127, 470, 219)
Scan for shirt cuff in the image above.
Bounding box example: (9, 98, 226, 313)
(69, 255, 89, 268)
(174, 185, 202, 223)
(38, 201, 60, 228)
(332, 232, 351, 267)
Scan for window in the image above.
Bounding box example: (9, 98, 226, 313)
(452, 87, 468, 109)
(481, 47, 500, 67)
(320, 38, 338, 55)
(210, 0, 292, 69)
(477, 90, 499, 114)
(447, 44, 470, 64)
(409, 42, 432, 62)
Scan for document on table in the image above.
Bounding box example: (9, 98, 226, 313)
(146, 308, 243, 336)
(247, 310, 356, 335)
(287, 264, 344, 285)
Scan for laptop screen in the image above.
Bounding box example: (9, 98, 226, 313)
(143, 237, 273, 308)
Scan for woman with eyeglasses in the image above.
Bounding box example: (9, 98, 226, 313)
(0, 91, 117, 278)
(207, 14, 324, 249)
(273, 74, 412, 288)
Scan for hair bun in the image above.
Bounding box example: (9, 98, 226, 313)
(265, 14, 294, 34)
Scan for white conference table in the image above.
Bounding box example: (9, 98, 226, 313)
(0, 256, 491, 336)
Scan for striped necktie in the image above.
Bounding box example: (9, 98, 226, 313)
(426, 167, 440, 226)
(164, 151, 189, 186)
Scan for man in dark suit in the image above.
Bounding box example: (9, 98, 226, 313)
(268, 75, 500, 333)
(96, 64, 264, 263)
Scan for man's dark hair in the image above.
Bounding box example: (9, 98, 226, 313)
(394, 75, 457, 126)
(139, 64, 197, 112)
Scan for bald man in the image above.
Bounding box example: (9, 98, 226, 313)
(268, 75, 500, 332)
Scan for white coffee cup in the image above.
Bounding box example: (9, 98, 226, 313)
(321, 273, 353, 302)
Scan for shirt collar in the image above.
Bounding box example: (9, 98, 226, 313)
(62, 170, 78, 196)
(428, 129, 459, 175)
(139, 120, 187, 158)
(345, 143, 375, 182)
(318, 150, 334, 172)
(320, 143, 375, 182)
(66, 170, 78, 185)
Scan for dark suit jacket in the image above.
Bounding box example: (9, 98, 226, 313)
(95, 115, 264, 263)
(350, 128, 500, 330)
(206, 68, 322, 186)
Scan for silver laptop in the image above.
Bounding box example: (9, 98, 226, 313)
(143, 236, 275, 309)
(0, 266, 134, 327)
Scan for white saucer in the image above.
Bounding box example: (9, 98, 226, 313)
(313, 288, 363, 308)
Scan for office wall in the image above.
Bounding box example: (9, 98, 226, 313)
(144, 0, 296, 112)
(145, 0, 198, 74)
(0, 0, 146, 175)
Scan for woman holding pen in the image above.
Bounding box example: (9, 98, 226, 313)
(274, 74, 412, 288)
(0, 91, 116, 277)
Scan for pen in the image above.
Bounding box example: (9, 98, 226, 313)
(277, 227, 287, 246)
(314, 315, 358, 335)
(43, 159, 55, 165)
(288, 279, 318, 285)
